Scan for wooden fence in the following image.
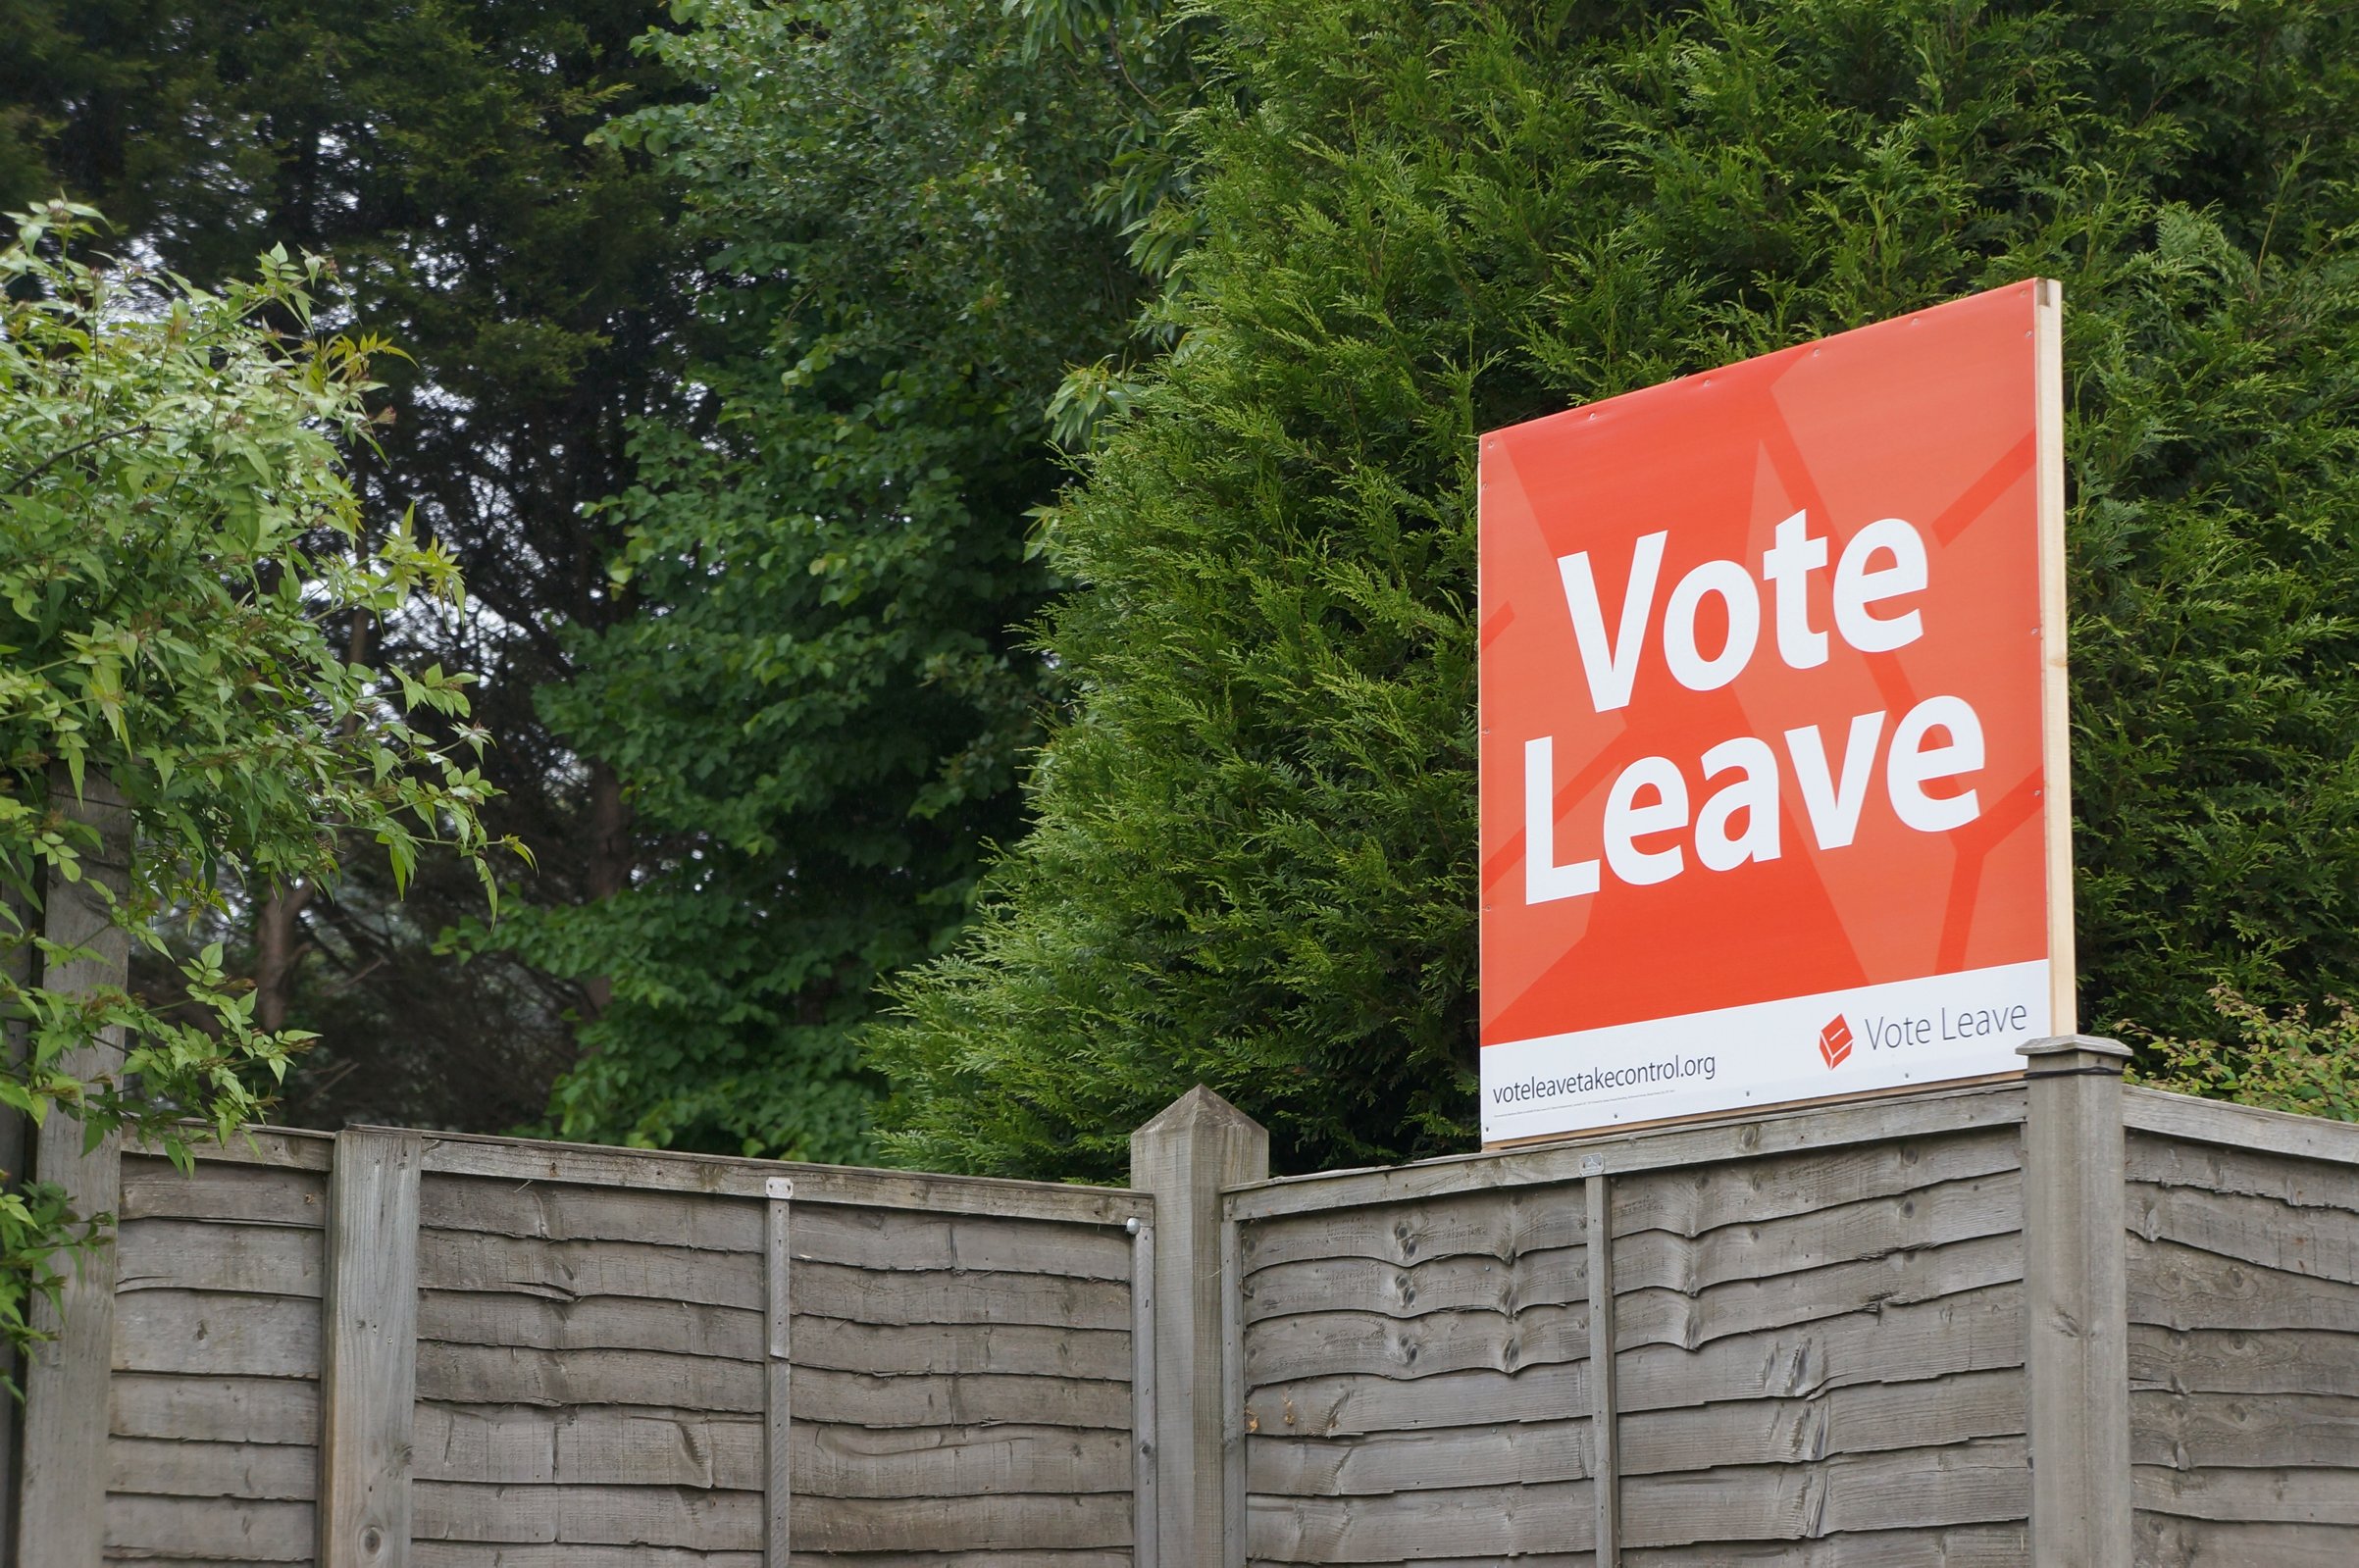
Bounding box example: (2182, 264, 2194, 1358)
(9, 1041, 2359, 1567)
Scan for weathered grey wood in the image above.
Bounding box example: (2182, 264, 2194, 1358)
(789, 1491, 1135, 1553)
(1588, 1172, 1619, 1567)
(800, 1422, 1133, 1497)
(1615, 1230, 2022, 1353)
(1222, 1215, 1246, 1568)
(1615, 1170, 2023, 1292)
(792, 1258, 1133, 1328)
(112, 1290, 322, 1378)
(117, 1217, 326, 1298)
(1133, 1087, 1268, 1568)
(132, 1124, 339, 1172)
(1244, 1299, 1587, 1386)
(415, 1227, 763, 1309)
(2130, 1389, 2359, 1470)
(2127, 1183, 2359, 1283)
(108, 1435, 318, 1500)
(790, 1203, 1135, 1281)
(1242, 1185, 1584, 1275)
(792, 1366, 1133, 1431)
(2128, 1323, 2359, 1397)
(2130, 1463, 2359, 1525)
(318, 1127, 424, 1568)
(764, 1178, 791, 1568)
(1619, 1436, 2029, 1547)
(1620, 1525, 2029, 1567)
(415, 1129, 1146, 1225)
(411, 1403, 762, 1488)
(792, 1316, 1131, 1380)
(2124, 1085, 2359, 1167)
(111, 1372, 321, 1446)
(2127, 1237, 2359, 1331)
(101, 1492, 317, 1561)
(411, 1481, 761, 1548)
(2133, 1516, 2359, 1568)
(414, 1342, 766, 1413)
(1246, 1477, 1596, 1560)
(2018, 1036, 2133, 1568)
(2126, 1131, 2359, 1215)
(1244, 1244, 1587, 1324)
(120, 1156, 331, 1226)
(418, 1172, 761, 1250)
(16, 767, 132, 1568)
(1132, 1214, 1159, 1568)
(415, 1549, 759, 1568)
(1621, 1366, 2024, 1476)
(1225, 1085, 2026, 1223)
(417, 1289, 761, 1360)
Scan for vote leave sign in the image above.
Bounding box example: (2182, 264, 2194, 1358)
(1478, 280, 2073, 1144)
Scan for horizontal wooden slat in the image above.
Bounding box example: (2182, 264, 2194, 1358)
(795, 1259, 1132, 1330)
(1617, 1232, 2022, 1353)
(1252, 1417, 1592, 1495)
(2127, 1133, 2359, 1216)
(1619, 1526, 2029, 1566)
(108, 1437, 315, 1501)
(413, 1481, 761, 1548)
(792, 1368, 1133, 1430)
(2132, 1463, 2359, 1524)
(2131, 1390, 2359, 1470)
(2123, 1088, 2359, 1167)
(116, 1219, 324, 1300)
(418, 1290, 762, 1362)
(414, 1549, 757, 1568)
(2128, 1238, 2359, 1333)
(1612, 1131, 2023, 1241)
(1615, 1173, 2021, 1296)
(415, 1343, 765, 1413)
(803, 1422, 1132, 1498)
(111, 1373, 318, 1446)
(102, 1493, 314, 1561)
(416, 1229, 763, 1310)
(413, 1403, 763, 1488)
(2128, 1183, 2359, 1283)
(1245, 1246, 1584, 1326)
(119, 1159, 328, 1228)
(112, 1291, 319, 1379)
(2128, 1325, 2359, 1397)
(2134, 1515, 2359, 1568)
(412, 1129, 1147, 1226)
(793, 1317, 1131, 1381)
(1248, 1476, 1596, 1559)
(1246, 1299, 1585, 1386)
(786, 1556, 1130, 1568)
(1228, 1085, 2026, 1222)
(418, 1175, 763, 1252)
(790, 1206, 1134, 1281)
(794, 1492, 1133, 1552)
(1243, 1187, 1584, 1275)
(1620, 1437, 2028, 1547)
(140, 1126, 337, 1172)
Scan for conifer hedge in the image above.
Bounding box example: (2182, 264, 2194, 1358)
(875, 0, 2359, 1178)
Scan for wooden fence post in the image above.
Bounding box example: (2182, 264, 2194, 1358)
(1131, 1087, 1267, 1568)
(13, 768, 133, 1568)
(1583, 1156, 1619, 1566)
(2019, 1035, 2133, 1568)
(764, 1174, 794, 1567)
(318, 1128, 424, 1568)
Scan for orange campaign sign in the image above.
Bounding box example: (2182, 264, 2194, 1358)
(1477, 280, 2071, 1144)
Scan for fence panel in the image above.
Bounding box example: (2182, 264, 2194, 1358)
(2123, 1092, 2359, 1568)
(103, 1135, 334, 1567)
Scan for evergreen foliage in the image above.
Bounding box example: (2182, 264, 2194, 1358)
(876, 0, 2359, 1179)
(492, 0, 1144, 1158)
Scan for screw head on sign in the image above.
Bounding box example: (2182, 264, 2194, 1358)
(1818, 1015, 1855, 1070)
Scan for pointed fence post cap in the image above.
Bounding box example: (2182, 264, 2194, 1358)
(1134, 1084, 1265, 1139)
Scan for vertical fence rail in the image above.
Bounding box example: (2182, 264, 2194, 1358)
(13, 768, 132, 1568)
(764, 1175, 794, 1566)
(318, 1128, 424, 1568)
(1130, 1215, 1159, 1568)
(1585, 1160, 1620, 1567)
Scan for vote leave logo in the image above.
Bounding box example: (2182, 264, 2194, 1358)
(1478, 280, 2070, 1142)
(1817, 1016, 1855, 1071)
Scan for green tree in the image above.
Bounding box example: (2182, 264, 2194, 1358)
(0, 206, 505, 1355)
(0, 0, 696, 1131)
(874, 0, 2359, 1179)
(487, 0, 1144, 1158)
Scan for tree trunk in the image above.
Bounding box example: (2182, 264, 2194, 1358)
(579, 756, 633, 1018)
(252, 881, 314, 1036)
